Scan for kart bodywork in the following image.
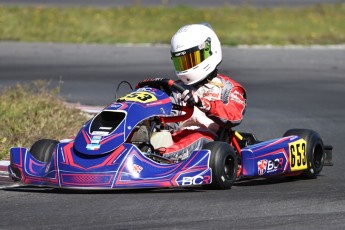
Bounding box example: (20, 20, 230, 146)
(8, 79, 333, 190)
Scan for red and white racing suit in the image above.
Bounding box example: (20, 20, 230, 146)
(161, 73, 247, 160)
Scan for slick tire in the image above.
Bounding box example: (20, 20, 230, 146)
(283, 129, 324, 179)
(203, 141, 238, 189)
(30, 139, 59, 163)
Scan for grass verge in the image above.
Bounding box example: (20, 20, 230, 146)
(0, 4, 345, 45)
(0, 82, 88, 160)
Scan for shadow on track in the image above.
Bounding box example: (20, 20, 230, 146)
(3, 175, 321, 193)
(234, 175, 323, 187)
(2, 185, 206, 194)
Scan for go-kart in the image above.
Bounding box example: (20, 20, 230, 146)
(8, 78, 333, 190)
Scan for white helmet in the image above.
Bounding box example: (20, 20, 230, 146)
(170, 23, 222, 85)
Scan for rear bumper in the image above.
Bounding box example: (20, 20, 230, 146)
(324, 145, 333, 166)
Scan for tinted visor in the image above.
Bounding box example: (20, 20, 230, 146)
(171, 38, 212, 72)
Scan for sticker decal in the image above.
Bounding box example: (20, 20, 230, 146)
(86, 144, 100, 150)
(257, 159, 268, 175)
(91, 135, 102, 144)
(257, 158, 286, 176)
(133, 164, 143, 174)
(289, 139, 308, 171)
(181, 175, 211, 186)
(87, 136, 102, 150)
(92, 131, 109, 136)
(99, 127, 112, 130)
(118, 92, 157, 103)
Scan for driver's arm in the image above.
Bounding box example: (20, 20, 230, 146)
(206, 85, 246, 128)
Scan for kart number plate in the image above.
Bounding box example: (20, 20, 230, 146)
(288, 139, 308, 171)
(119, 92, 157, 103)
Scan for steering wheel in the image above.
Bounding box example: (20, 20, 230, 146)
(136, 78, 193, 123)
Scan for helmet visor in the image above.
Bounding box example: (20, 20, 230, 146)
(171, 38, 212, 72)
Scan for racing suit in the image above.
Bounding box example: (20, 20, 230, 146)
(161, 73, 247, 160)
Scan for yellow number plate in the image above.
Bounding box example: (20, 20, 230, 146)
(288, 139, 308, 171)
(119, 92, 157, 103)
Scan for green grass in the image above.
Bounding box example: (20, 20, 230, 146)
(0, 4, 345, 45)
(0, 82, 88, 160)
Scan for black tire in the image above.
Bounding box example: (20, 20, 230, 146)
(202, 141, 238, 189)
(29, 139, 59, 162)
(283, 129, 324, 179)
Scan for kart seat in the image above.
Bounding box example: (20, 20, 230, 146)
(156, 129, 215, 161)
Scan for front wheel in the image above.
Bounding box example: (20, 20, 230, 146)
(203, 141, 238, 189)
(30, 139, 59, 162)
(283, 129, 324, 179)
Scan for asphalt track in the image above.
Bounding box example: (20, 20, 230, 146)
(0, 42, 345, 229)
(0, 0, 343, 7)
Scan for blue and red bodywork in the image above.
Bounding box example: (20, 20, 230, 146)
(9, 144, 211, 189)
(9, 86, 307, 189)
(9, 87, 212, 189)
(241, 136, 305, 177)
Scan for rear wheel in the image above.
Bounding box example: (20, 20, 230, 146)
(283, 129, 324, 179)
(30, 139, 59, 162)
(203, 141, 238, 189)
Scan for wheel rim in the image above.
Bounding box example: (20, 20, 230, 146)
(223, 155, 235, 180)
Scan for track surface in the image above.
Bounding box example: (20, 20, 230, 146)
(0, 0, 343, 7)
(0, 42, 345, 229)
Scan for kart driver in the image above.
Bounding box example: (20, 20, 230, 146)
(160, 23, 247, 161)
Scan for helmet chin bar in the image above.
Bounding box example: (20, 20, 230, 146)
(183, 69, 218, 86)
